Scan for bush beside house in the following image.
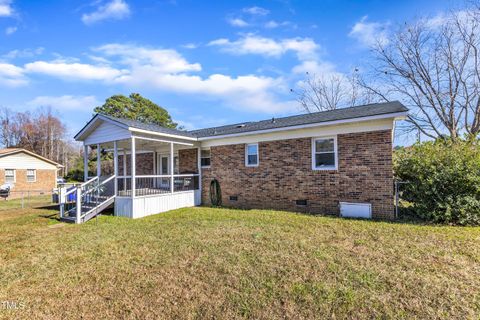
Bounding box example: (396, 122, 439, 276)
(394, 140, 480, 226)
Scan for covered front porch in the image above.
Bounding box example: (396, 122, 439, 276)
(61, 114, 202, 223)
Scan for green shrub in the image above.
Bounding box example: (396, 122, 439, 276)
(394, 140, 480, 226)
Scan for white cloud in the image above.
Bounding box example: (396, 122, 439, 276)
(27, 95, 100, 111)
(424, 9, 472, 30)
(227, 17, 249, 27)
(292, 59, 337, 75)
(349, 16, 389, 47)
(2, 47, 44, 59)
(5, 26, 16, 35)
(182, 43, 198, 49)
(264, 20, 292, 29)
(265, 20, 279, 29)
(81, 0, 130, 25)
(207, 34, 332, 77)
(95, 43, 201, 73)
(208, 34, 319, 59)
(6, 43, 294, 113)
(0, 0, 13, 17)
(243, 6, 269, 16)
(24, 60, 127, 81)
(0, 62, 27, 86)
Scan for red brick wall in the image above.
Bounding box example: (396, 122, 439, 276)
(118, 153, 154, 175)
(201, 130, 394, 219)
(0, 169, 56, 199)
(178, 149, 198, 174)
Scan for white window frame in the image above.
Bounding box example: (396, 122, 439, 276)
(245, 143, 259, 167)
(5, 169, 15, 183)
(312, 136, 338, 170)
(201, 148, 211, 168)
(26, 169, 36, 183)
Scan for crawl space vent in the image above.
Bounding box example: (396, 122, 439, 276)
(340, 202, 372, 219)
(295, 199, 308, 206)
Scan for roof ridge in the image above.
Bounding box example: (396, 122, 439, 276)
(187, 101, 403, 134)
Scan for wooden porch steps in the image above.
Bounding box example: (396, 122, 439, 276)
(60, 196, 115, 224)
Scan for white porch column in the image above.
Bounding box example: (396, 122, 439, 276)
(96, 143, 101, 178)
(83, 144, 89, 182)
(131, 137, 136, 198)
(113, 141, 118, 196)
(123, 149, 127, 191)
(197, 147, 202, 203)
(170, 142, 174, 193)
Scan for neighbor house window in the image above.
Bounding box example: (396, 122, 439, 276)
(201, 149, 211, 167)
(27, 169, 36, 182)
(245, 143, 259, 167)
(5, 169, 15, 183)
(312, 137, 337, 170)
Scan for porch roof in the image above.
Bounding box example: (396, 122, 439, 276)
(74, 113, 197, 144)
(97, 114, 197, 138)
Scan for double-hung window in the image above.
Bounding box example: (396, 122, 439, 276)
(5, 169, 15, 183)
(245, 143, 259, 167)
(27, 169, 36, 182)
(201, 149, 211, 168)
(312, 137, 337, 170)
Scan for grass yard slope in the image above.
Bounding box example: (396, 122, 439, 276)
(0, 206, 479, 319)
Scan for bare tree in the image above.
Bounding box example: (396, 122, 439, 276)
(359, 6, 480, 140)
(291, 71, 377, 113)
(0, 107, 22, 147)
(0, 106, 81, 175)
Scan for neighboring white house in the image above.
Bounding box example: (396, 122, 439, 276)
(0, 148, 63, 198)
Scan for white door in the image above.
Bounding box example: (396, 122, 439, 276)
(156, 154, 179, 174)
(157, 154, 170, 175)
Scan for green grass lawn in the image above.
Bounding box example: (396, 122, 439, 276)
(0, 206, 479, 319)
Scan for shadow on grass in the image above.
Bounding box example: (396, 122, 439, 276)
(203, 204, 433, 227)
(36, 204, 60, 210)
(39, 213, 61, 222)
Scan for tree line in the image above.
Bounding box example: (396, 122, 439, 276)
(0, 107, 80, 176)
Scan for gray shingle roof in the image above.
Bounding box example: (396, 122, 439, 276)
(94, 101, 407, 140)
(99, 114, 197, 138)
(190, 101, 408, 138)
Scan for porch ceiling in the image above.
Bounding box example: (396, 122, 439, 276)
(98, 137, 197, 152)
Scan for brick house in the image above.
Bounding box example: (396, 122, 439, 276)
(65, 101, 407, 223)
(0, 148, 63, 199)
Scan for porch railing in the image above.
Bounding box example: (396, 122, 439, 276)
(59, 175, 116, 223)
(117, 174, 199, 197)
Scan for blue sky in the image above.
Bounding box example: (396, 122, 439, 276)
(0, 0, 454, 142)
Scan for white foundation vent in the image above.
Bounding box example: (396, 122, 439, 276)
(340, 202, 372, 219)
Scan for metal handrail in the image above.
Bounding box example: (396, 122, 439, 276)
(59, 175, 115, 223)
(117, 174, 199, 178)
(79, 175, 116, 220)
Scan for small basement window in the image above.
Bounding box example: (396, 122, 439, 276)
(201, 149, 211, 168)
(26, 169, 36, 182)
(312, 136, 337, 170)
(229, 195, 238, 201)
(245, 143, 259, 167)
(296, 199, 308, 206)
(5, 169, 15, 183)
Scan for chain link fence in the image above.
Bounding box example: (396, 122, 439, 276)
(0, 190, 55, 211)
(394, 180, 415, 220)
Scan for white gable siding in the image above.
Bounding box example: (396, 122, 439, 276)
(0, 152, 58, 169)
(84, 120, 131, 145)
